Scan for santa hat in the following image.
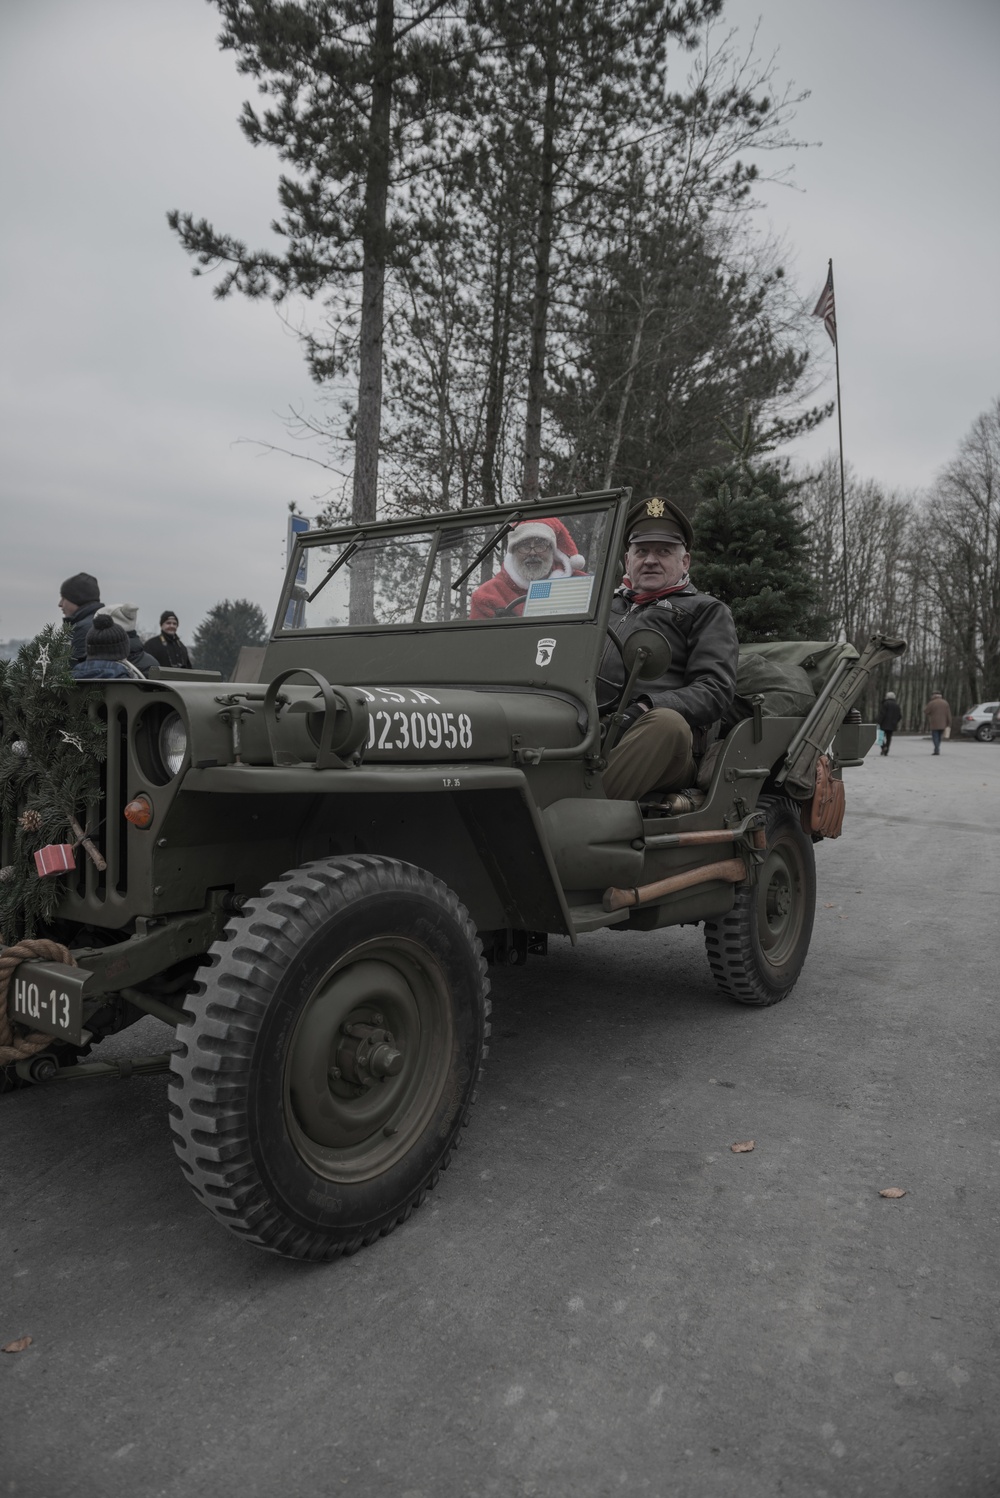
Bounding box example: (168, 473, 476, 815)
(506, 517, 585, 570)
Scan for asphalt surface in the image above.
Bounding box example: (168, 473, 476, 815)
(3, 733, 999, 1498)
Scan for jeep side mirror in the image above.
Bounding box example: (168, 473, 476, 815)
(622, 628, 671, 681)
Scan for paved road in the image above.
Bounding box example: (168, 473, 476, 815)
(3, 735, 999, 1498)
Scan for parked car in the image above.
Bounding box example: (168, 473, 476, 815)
(959, 702, 999, 741)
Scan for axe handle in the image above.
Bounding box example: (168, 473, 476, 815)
(644, 827, 767, 849)
(603, 856, 746, 914)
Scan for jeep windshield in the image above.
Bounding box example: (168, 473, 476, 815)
(278, 499, 615, 633)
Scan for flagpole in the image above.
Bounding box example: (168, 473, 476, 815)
(830, 264, 851, 643)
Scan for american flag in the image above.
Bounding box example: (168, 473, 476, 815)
(812, 262, 837, 345)
(522, 575, 595, 616)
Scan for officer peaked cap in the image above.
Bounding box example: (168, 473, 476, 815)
(626, 497, 693, 551)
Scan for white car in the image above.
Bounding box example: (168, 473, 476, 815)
(959, 701, 999, 741)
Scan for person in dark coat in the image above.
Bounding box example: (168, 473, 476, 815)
(144, 611, 193, 669)
(58, 573, 104, 663)
(598, 496, 739, 806)
(71, 613, 140, 681)
(106, 602, 158, 676)
(877, 691, 902, 755)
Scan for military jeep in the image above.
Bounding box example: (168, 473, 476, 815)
(2, 489, 903, 1260)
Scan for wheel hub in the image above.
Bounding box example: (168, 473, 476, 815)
(283, 946, 453, 1179)
(334, 1019, 405, 1091)
(766, 875, 792, 921)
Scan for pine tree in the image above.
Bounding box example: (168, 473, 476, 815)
(474, 0, 718, 501)
(692, 423, 823, 641)
(168, 0, 478, 617)
(192, 600, 269, 679)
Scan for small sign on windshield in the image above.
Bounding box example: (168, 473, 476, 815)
(521, 576, 595, 617)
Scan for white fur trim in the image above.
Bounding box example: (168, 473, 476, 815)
(508, 521, 557, 548)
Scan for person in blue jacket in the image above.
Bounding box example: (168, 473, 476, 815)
(71, 613, 142, 681)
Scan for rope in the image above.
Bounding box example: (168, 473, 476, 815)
(0, 939, 78, 1064)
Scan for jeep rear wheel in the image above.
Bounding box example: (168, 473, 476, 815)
(168, 856, 490, 1261)
(703, 795, 816, 1007)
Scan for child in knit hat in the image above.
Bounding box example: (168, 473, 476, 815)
(71, 613, 144, 681)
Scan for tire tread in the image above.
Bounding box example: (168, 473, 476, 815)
(169, 855, 489, 1262)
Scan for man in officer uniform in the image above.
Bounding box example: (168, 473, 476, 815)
(600, 496, 739, 804)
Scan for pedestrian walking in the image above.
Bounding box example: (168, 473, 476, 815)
(878, 691, 902, 755)
(144, 611, 193, 670)
(923, 691, 952, 755)
(58, 572, 104, 663)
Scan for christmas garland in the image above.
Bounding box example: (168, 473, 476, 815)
(0, 627, 106, 944)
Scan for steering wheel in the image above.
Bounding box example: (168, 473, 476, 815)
(597, 624, 627, 704)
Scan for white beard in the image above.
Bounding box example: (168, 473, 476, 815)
(504, 547, 571, 589)
(519, 553, 554, 581)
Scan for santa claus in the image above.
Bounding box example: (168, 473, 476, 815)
(469, 517, 586, 619)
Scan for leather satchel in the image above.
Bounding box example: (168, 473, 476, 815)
(802, 753, 845, 839)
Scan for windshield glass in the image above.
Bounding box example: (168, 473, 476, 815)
(280, 505, 612, 632)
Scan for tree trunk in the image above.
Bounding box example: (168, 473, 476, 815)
(521, 41, 558, 503)
(481, 211, 516, 506)
(350, 0, 394, 622)
(602, 301, 648, 488)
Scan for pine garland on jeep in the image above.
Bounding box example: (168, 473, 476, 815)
(0, 627, 106, 943)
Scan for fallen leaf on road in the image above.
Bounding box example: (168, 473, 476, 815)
(731, 1140, 755, 1153)
(823, 903, 836, 908)
(2, 1336, 32, 1353)
(879, 1187, 907, 1199)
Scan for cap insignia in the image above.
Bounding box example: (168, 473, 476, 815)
(646, 498, 665, 518)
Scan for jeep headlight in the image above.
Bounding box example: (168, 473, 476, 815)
(158, 712, 188, 777)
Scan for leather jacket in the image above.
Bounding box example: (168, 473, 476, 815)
(599, 584, 739, 738)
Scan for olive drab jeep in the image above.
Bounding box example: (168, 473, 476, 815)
(0, 489, 906, 1260)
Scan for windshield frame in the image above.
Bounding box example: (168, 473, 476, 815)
(273, 490, 630, 639)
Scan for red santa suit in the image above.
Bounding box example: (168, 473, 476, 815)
(469, 517, 586, 619)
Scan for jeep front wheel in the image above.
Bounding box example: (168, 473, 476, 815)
(703, 795, 817, 1006)
(169, 856, 490, 1260)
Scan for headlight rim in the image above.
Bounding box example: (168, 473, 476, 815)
(157, 710, 189, 779)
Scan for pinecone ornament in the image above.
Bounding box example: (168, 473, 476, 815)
(10, 740, 28, 758)
(18, 810, 42, 833)
(0, 865, 15, 883)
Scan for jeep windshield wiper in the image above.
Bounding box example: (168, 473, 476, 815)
(306, 532, 365, 604)
(451, 513, 522, 592)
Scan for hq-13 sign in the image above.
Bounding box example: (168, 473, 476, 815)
(10, 964, 87, 1045)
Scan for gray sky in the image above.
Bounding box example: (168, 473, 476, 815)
(1, 0, 998, 642)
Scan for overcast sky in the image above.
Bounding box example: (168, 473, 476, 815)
(1, 0, 998, 643)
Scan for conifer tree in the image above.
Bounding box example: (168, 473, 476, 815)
(192, 600, 270, 680)
(692, 418, 822, 641)
(473, 0, 720, 501)
(168, 0, 477, 617)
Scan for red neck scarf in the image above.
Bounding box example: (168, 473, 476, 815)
(622, 575, 690, 606)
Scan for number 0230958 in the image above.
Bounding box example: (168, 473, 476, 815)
(367, 708, 473, 754)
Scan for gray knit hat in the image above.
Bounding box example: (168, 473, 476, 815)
(86, 612, 129, 661)
(106, 602, 140, 633)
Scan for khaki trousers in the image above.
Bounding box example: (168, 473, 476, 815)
(603, 708, 696, 801)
